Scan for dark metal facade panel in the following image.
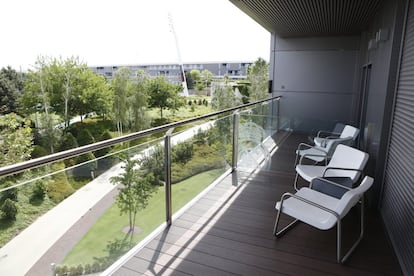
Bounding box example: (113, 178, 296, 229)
(230, 0, 381, 36)
(382, 0, 414, 274)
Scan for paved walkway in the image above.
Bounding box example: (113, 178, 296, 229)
(0, 164, 122, 276)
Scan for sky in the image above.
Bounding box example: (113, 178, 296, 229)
(0, 0, 270, 71)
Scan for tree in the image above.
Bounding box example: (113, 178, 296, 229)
(247, 58, 269, 101)
(37, 112, 62, 154)
(128, 70, 149, 131)
(76, 68, 113, 120)
(147, 77, 181, 118)
(190, 69, 201, 84)
(0, 66, 23, 115)
(201, 69, 213, 88)
(211, 84, 241, 111)
(111, 67, 131, 136)
(0, 113, 33, 166)
(21, 56, 111, 131)
(185, 71, 194, 89)
(110, 155, 155, 234)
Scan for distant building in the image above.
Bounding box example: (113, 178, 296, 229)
(89, 61, 253, 83)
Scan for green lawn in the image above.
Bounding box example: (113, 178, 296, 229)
(61, 168, 225, 267)
(147, 97, 212, 121)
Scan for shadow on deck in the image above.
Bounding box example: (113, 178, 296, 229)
(111, 132, 402, 276)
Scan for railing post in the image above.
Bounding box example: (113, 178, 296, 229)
(277, 98, 280, 132)
(232, 111, 240, 171)
(164, 128, 174, 226)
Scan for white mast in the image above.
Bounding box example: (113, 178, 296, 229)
(168, 12, 189, 96)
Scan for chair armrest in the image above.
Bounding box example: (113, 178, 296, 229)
(295, 143, 327, 166)
(297, 146, 329, 165)
(296, 142, 314, 151)
(279, 192, 340, 219)
(299, 152, 329, 164)
(323, 167, 363, 176)
(316, 130, 341, 138)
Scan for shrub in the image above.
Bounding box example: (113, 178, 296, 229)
(172, 142, 193, 164)
(60, 132, 78, 151)
(84, 263, 92, 274)
(31, 145, 48, 158)
(151, 117, 170, 127)
(1, 198, 18, 220)
(0, 181, 18, 202)
(47, 162, 74, 203)
(76, 128, 95, 147)
(32, 180, 47, 199)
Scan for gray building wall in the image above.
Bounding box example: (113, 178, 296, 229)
(270, 35, 361, 132)
(356, 0, 405, 204)
(89, 61, 252, 83)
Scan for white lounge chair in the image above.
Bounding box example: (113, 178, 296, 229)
(273, 176, 374, 263)
(294, 144, 369, 191)
(314, 125, 359, 147)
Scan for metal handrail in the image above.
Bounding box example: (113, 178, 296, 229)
(0, 96, 281, 178)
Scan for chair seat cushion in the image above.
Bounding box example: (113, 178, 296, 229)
(275, 188, 339, 230)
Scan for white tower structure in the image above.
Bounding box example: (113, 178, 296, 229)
(168, 12, 189, 96)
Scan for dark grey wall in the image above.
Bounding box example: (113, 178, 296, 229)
(357, 0, 404, 205)
(270, 35, 361, 132)
(359, 0, 398, 158)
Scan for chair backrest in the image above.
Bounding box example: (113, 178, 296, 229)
(325, 144, 369, 182)
(323, 136, 353, 156)
(332, 122, 346, 134)
(335, 176, 374, 217)
(340, 125, 359, 141)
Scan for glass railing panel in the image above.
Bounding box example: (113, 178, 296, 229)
(170, 116, 232, 216)
(0, 135, 167, 276)
(0, 96, 282, 276)
(235, 97, 280, 171)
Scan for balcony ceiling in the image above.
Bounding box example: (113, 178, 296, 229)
(229, 0, 382, 37)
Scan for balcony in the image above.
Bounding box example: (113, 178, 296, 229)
(0, 97, 401, 275)
(107, 132, 401, 276)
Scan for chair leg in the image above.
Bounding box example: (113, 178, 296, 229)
(273, 207, 299, 238)
(339, 197, 365, 263)
(294, 172, 300, 191)
(294, 152, 299, 167)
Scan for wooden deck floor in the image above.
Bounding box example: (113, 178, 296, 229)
(111, 132, 402, 276)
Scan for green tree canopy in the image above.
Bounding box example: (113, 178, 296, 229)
(211, 84, 241, 111)
(247, 57, 269, 101)
(147, 77, 181, 118)
(201, 69, 214, 88)
(190, 69, 201, 84)
(0, 113, 33, 166)
(110, 154, 155, 233)
(128, 70, 149, 131)
(0, 66, 23, 115)
(111, 67, 132, 135)
(20, 56, 111, 128)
